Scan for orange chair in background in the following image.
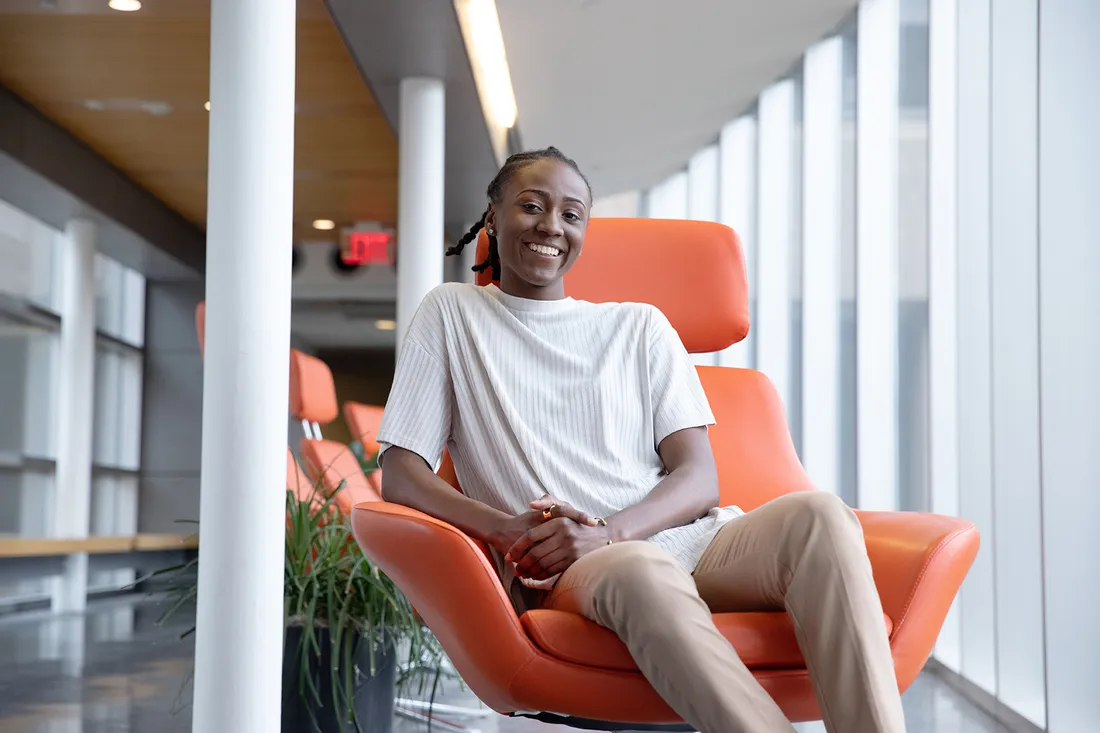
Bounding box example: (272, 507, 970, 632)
(289, 349, 382, 511)
(350, 219, 980, 730)
(343, 402, 386, 458)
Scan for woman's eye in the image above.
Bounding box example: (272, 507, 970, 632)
(522, 203, 540, 212)
(564, 211, 581, 222)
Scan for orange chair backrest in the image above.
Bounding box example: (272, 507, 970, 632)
(477, 219, 808, 509)
(343, 402, 386, 456)
(288, 349, 382, 510)
(476, 218, 749, 353)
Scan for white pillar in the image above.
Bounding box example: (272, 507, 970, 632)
(756, 80, 795, 415)
(192, 0, 296, 730)
(50, 218, 97, 614)
(396, 78, 446, 350)
(801, 36, 843, 496)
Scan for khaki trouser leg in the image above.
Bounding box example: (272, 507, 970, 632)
(546, 543, 796, 733)
(544, 491, 906, 733)
(693, 491, 906, 733)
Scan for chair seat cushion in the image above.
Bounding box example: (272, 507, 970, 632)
(521, 609, 894, 672)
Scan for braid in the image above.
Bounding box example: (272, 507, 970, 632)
(445, 211, 486, 257)
(445, 146, 591, 281)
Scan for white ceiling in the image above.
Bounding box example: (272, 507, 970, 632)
(497, 0, 859, 197)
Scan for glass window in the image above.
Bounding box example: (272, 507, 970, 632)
(95, 254, 146, 347)
(646, 171, 688, 220)
(0, 200, 60, 312)
(839, 18, 859, 507)
(789, 67, 805, 458)
(898, 0, 931, 513)
(92, 343, 144, 471)
(89, 473, 139, 591)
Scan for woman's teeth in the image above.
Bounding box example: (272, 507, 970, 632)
(526, 243, 561, 257)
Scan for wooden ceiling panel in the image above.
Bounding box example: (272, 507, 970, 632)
(0, 3, 397, 241)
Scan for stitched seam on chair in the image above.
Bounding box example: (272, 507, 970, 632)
(890, 526, 975, 636)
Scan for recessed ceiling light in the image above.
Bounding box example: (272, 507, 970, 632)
(375, 319, 397, 332)
(108, 0, 142, 11)
(312, 219, 336, 231)
(204, 101, 211, 111)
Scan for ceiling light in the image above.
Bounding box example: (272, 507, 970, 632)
(454, 0, 518, 129)
(204, 101, 211, 111)
(108, 0, 142, 11)
(375, 319, 397, 332)
(312, 219, 336, 231)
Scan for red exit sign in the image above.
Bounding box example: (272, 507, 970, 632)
(340, 231, 392, 266)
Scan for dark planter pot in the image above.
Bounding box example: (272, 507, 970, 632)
(281, 625, 397, 733)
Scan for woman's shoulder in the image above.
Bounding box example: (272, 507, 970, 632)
(418, 282, 492, 315)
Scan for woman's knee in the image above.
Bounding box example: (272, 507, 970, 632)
(780, 491, 863, 545)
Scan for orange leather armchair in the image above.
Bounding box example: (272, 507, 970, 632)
(343, 402, 386, 458)
(289, 349, 382, 511)
(353, 219, 978, 729)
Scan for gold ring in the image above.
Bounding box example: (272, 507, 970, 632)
(543, 504, 559, 520)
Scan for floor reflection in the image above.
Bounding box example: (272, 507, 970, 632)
(0, 596, 1010, 733)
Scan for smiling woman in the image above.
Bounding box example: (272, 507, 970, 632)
(445, 146, 591, 297)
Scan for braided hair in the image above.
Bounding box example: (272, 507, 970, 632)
(446, 147, 592, 281)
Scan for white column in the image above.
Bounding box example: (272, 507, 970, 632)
(757, 80, 795, 415)
(396, 78, 446, 351)
(1039, 4, 1100, 730)
(718, 116, 757, 370)
(192, 0, 296, 730)
(856, 0, 900, 511)
(687, 145, 720, 367)
(990, 0, 1046, 726)
(51, 218, 97, 614)
(801, 37, 843, 496)
(928, 0, 961, 672)
(956, 0, 997, 696)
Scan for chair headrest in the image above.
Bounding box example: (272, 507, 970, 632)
(475, 218, 748, 353)
(289, 349, 339, 425)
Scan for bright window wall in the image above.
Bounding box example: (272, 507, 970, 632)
(642, 0, 1100, 726)
(0, 201, 147, 605)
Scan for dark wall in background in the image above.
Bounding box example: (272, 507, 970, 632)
(139, 282, 205, 531)
(315, 349, 396, 448)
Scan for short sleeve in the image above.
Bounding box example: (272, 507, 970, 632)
(376, 290, 453, 470)
(646, 307, 716, 448)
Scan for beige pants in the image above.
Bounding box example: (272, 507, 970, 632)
(544, 491, 906, 733)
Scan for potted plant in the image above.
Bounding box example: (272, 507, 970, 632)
(146, 475, 441, 733)
(350, 441, 379, 477)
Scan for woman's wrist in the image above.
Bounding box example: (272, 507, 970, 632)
(482, 508, 519, 551)
(602, 515, 634, 543)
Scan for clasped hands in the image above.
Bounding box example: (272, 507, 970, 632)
(491, 495, 613, 588)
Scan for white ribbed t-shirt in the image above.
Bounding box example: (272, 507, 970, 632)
(377, 282, 743, 610)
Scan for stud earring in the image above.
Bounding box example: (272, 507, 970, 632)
(487, 228, 494, 236)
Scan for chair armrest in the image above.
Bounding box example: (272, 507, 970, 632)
(856, 510, 979, 690)
(350, 501, 538, 712)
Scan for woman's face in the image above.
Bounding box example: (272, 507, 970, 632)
(486, 158, 590, 300)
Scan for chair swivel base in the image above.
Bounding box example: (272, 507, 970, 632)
(511, 712, 695, 731)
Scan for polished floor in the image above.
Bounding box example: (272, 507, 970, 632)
(0, 596, 1010, 733)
